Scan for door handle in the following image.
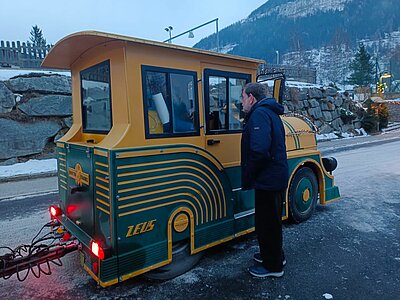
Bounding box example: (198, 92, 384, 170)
(207, 139, 221, 145)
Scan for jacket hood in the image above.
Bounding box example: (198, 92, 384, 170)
(252, 98, 285, 115)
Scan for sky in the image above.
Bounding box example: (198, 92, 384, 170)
(0, 0, 267, 47)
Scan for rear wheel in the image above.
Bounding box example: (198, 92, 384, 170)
(288, 167, 318, 223)
(144, 241, 203, 280)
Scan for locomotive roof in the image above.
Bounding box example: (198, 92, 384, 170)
(42, 31, 265, 69)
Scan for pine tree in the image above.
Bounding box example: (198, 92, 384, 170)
(348, 43, 374, 86)
(29, 25, 47, 47)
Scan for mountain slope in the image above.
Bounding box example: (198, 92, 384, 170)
(195, 0, 400, 62)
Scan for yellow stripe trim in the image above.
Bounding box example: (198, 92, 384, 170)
(96, 169, 109, 176)
(95, 162, 109, 168)
(118, 165, 224, 218)
(119, 192, 204, 224)
(118, 178, 214, 221)
(96, 205, 110, 215)
(116, 147, 223, 171)
(96, 183, 109, 192)
(118, 170, 220, 219)
(59, 152, 66, 156)
(60, 179, 67, 185)
(120, 259, 170, 282)
(60, 185, 67, 190)
(118, 199, 199, 225)
(83, 263, 118, 287)
(60, 163, 66, 168)
(96, 191, 109, 199)
(59, 173, 67, 179)
(96, 198, 110, 207)
(57, 143, 64, 148)
(96, 176, 109, 184)
(94, 149, 108, 157)
(59, 157, 66, 162)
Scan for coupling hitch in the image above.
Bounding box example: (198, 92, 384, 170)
(0, 219, 78, 281)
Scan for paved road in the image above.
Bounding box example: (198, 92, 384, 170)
(0, 141, 399, 299)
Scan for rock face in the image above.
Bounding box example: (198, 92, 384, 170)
(284, 85, 361, 135)
(0, 82, 15, 113)
(19, 95, 72, 117)
(6, 74, 71, 94)
(0, 118, 62, 159)
(0, 73, 72, 162)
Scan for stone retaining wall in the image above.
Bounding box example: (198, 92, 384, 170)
(0, 73, 72, 164)
(387, 102, 400, 122)
(0, 73, 364, 164)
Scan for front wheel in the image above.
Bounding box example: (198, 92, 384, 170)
(144, 241, 203, 280)
(288, 167, 318, 223)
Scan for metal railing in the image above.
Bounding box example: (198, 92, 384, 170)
(258, 63, 317, 84)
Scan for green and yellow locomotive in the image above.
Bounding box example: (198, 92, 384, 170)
(40, 31, 340, 287)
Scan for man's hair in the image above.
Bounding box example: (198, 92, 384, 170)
(243, 83, 267, 101)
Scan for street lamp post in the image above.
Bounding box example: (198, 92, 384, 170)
(377, 72, 392, 97)
(163, 18, 220, 52)
(164, 26, 173, 43)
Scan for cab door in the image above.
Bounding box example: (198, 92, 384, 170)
(203, 69, 254, 226)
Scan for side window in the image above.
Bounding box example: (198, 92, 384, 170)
(80, 60, 112, 133)
(142, 66, 199, 138)
(208, 76, 227, 131)
(205, 70, 251, 134)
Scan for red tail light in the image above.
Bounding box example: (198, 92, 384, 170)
(91, 241, 105, 260)
(49, 205, 62, 218)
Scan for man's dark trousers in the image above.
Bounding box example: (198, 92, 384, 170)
(255, 189, 285, 272)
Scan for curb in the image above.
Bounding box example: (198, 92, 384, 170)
(319, 136, 400, 156)
(0, 171, 57, 183)
(0, 190, 58, 202)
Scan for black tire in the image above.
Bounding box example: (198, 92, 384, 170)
(144, 241, 203, 280)
(288, 167, 318, 223)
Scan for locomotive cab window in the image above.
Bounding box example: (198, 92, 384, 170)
(204, 69, 251, 134)
(142, 66, 199, 138)
(80, 60, 112, 133)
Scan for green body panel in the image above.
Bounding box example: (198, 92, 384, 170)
(64, 144, 95, 236)
(55, 142, 340, 283)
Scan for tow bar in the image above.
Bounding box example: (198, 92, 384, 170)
(0, 220, 78, 281)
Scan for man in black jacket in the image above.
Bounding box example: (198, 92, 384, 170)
(241, 82, 289, 278)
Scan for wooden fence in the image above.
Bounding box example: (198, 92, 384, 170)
(0, 40, 51, 68)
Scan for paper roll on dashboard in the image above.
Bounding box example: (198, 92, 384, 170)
(152, 93, 170, 125)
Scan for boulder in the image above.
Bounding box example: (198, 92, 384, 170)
(320, 100, 330, 111)
(323, 111, 333, 122)
(308, 88, 323, 99)
(308, 106, 323, 119)
(0, 82, 15, 113)
(19, 95, 72, 117)
(319, 123, 333, 134)
(64, 117, 73, 128)
(6, 74, 71, 94)
(331, 118, 344, 131)
(353, 121, 362, 129)
(314, 120, 323, 127)
(309, 99, 319, 108)
(289, 88, 307, 102)
(0, 118, 62, 159)
(324, 87, 338, 97)
(334, 97, 344, 107)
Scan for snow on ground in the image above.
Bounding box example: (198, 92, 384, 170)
(0, 159, 57, 179)
(316, 128, 368, 141)
(0, 68, 70, 80)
